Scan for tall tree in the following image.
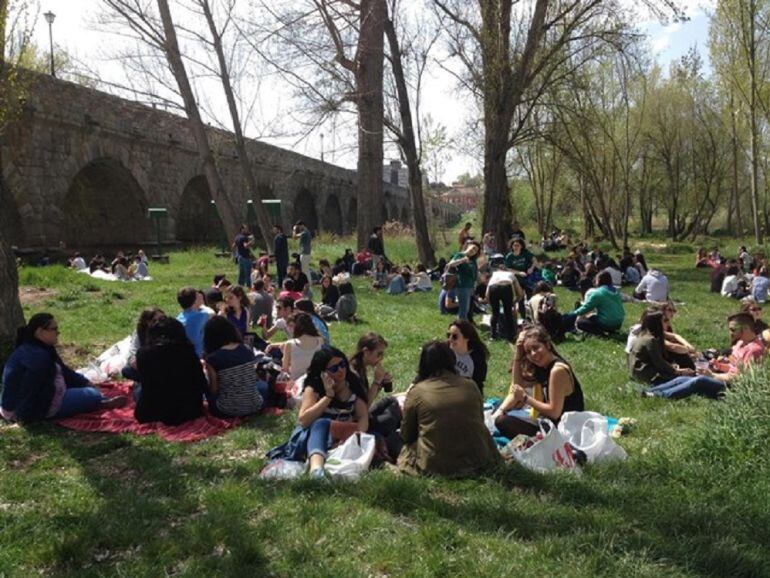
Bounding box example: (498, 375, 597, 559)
(433, 0, 634, 248)
(0, 0, 29, 362)
(383, 0, 435, 266)
(710, 0, 770, 244)
(102, 0, 243, 243)
(195, 0, 275, 249)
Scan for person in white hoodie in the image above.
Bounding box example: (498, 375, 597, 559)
(634, 268, 669, 302)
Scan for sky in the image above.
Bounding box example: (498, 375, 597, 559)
(23, 0, 716, 183)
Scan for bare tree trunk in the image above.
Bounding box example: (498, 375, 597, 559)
(200, 0, 275, 250)
(0, 0, 25, 361)
(730, 93, 742, 235)
(749, 0, 763, 244)
(156, 0, 241, 243)
(355, 0, 386, 248)
(383, 15, 435, 266)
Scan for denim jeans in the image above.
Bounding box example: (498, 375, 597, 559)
(456, 286, 474, 320)
(648, 375, 725, 400)
(305, 418, 332, 458)
(238, 256, 252, 287)
(52, 387, 105, 418)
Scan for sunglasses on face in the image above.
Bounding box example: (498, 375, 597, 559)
(751, 307, 762, 312)
(446, 332, 461, 340)
(325, 360, 348, 373)
(44, 325, 60, 333)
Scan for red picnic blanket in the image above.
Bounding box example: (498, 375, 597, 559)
(54, 381, 244, 442)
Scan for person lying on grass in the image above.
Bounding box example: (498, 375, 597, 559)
(298, 347, 369, 478)
(203, 316, 272, 418)
(492, 325, 585, 438)
(1, 313, 128, 424)
(398, 340, 501, 477)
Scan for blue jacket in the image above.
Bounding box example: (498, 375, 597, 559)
(1, 340, 90, 423)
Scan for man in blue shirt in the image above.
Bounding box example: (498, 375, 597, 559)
(175, 287, 212, 358)
(234, 224, 253, 287)
(293, 220, 312, 278)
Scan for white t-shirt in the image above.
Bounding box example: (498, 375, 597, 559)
(488, 270, 517, 287)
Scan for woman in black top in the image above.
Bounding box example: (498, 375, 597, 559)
(135, 317, 207, 425)
(493, 325, 584, 438)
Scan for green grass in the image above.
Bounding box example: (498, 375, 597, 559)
(2, 231, 770, 576)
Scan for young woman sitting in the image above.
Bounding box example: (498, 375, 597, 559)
(628, 310, 725, 400)
(298, 347, 369, 478)
(282, 312, 325, 381)
(372, 259, 388, 289)
(408, 264, 433, 292)
(203, 316, 270, 417)
(121, 307, 165, 390)
(386, 267, 408, 295)
(398, 340, 501, 477)
(493, 325, 585, 438)
(294, 298, 331, 345)
(220, 285, 251, 336)
(446, 319, 488, 393)
(335, 282, 358, 322)
(349, 333, 402, 456)
(320, 275, 339, 309)
(1, 314, 127, 423)
(135, 317, 207, 425)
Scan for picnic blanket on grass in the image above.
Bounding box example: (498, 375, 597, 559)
(54, 381, 280, 442)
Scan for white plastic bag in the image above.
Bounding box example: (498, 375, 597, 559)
(557, 411, 627, 464)
(259, 459, 307, 480)
(512, 420, 579, 473)
(324, 432, 376, 480)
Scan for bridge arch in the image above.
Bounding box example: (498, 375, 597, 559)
(347, 198, 357, 234)
(323, 194, 343, 235)
(176, 175, 226, 245)
(61, 157, 149, 248)
(292, 189, 318, 232)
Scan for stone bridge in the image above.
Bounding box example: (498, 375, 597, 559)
(2, 71, 461, 252)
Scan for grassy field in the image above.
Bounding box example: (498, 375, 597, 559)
(2, 230, 769, 576)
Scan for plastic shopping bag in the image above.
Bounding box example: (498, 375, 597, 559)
(259, 459, 307, 480)
(557, 411, 627, 464)
(324, 432, 376, 481)
(512, 420, 579, 473)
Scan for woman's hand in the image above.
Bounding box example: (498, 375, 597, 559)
(373, 363, 389, 384)
(677, 367, 696, 377)
(321, 372, 336, 398)
(511, 383, 527, 407)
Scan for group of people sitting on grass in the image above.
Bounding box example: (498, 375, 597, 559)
(69, 250, 150, 280)
(699, 245, 770, 303)
(4, 228, 767, 480)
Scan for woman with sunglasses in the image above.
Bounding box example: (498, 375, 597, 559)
(298, 347, 369, 477)
(447, 320, 488, 393)
(1, 313, 127, 423)
(493, 325, 584, 438)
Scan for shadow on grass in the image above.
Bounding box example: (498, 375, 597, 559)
(32, 427, 273, 576)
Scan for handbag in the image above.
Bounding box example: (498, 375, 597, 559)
(511, 420, 579, 473)
(324, 432, 376, 480)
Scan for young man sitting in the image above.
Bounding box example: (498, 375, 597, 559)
(175, 286, 213, 358)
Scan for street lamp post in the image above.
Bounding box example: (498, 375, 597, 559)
(43, 11, 56, 77)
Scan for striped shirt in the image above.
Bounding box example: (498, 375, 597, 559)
(206, 345, 263, 417)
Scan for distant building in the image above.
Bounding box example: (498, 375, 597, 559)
(383, 159, 409, 187)
(440, 183, 484, 211)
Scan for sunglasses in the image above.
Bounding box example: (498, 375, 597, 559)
(44, 325, 60, 333)
(446, 332, 461, 341)
(750, 307, 762, 312)
(325, 360, 348, 373)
